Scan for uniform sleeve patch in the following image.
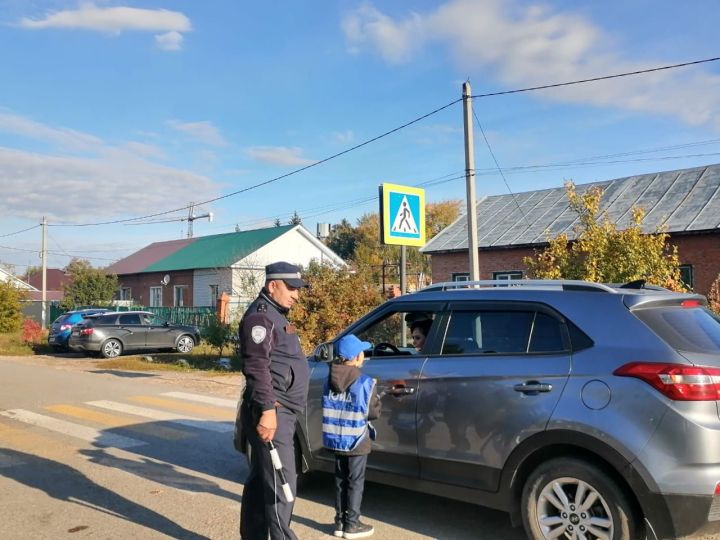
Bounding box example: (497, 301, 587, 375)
(251, 325, 267, 344)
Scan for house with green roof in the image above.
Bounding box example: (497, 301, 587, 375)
(105, 224, 345, 308)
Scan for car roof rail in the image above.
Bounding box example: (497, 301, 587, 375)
(417, 279, 618, 293)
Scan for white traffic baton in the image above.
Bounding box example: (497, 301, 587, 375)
(267, 440, 294, 503)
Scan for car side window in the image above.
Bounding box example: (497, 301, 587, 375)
(354, 309, 440, 357)
(119, 313, 141, 325)
(442, 310, 566, 355)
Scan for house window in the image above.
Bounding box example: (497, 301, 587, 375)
(209, 284, 219, 305)
(174, 285, 187, 307)
(452, 273, 470, 282)
(119, 287, 132, 300)
(679, 264, 694, 289)
(149, 286, 162, 307)
(493, 271, 523, 281)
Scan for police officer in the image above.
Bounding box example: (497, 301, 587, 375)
(238, 261, 310, 540)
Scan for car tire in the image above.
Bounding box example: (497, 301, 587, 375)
(101, 339, 123, 359)
(176, 335, 195, 354)
(521, 458, 639, 540)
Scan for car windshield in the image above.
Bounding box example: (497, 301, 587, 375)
(633, 305, 720, 354)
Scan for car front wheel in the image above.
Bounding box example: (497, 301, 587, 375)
(176, 335, 195, 353)
(101, 339, 123, 359)
(521, 458, 639, 540)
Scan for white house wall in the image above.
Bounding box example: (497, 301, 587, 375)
(193, 268, 233, 307)
(243, 228, 339, 268)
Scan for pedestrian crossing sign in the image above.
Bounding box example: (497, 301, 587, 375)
(379, 183, 426, 246)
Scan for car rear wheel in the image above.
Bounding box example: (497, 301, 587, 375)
(176, 335, 195, 353)
(521, 458, 638, 540)
(101, 339, 123, 359)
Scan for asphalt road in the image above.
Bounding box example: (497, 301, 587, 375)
(0, 355, 526, 540)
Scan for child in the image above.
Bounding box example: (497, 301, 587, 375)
(322, 334, 381, 539)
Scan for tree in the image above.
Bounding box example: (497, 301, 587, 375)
(524, 182, 685, 290)
(325, 219, 357, 261)
(273, 218, 282, 227)
(290, 261, 384, 354)
(288, 211, 302, 225)
(0, 280, 25, 332)
(61, 258, 119, 309)
(426, 199, 462, 239)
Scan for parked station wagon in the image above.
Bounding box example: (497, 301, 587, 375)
(69, 310, 200, 359)
(297, 280, 720, 540)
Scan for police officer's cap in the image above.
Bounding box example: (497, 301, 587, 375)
(265, 261, 308, 288)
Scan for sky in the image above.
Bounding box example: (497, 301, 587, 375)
(1, 0, 719, 273)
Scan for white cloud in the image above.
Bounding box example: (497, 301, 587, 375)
(343, 0, 720, 129)
(167, 120, 227, 146)
(155, 30, 183, 51)
(246, 146, 316, 166)
(0, 146, 216, 223)
(0, 111, 102, 151)
(333, 130, 355, 144)
(0, 112, 217, 222)
(19, 4, 191, 50)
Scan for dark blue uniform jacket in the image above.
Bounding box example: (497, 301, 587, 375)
(239, 290, 310, 414)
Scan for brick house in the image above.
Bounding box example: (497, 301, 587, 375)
(105, 224, 345, 308)
(422, 164, 720, 296)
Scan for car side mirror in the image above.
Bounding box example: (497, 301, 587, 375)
(164, 321, 170, 327)
(313, 342, 333, 362)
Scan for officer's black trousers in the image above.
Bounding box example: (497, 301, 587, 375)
(334, 453, 368, 527)
(240, 406, 298, 540)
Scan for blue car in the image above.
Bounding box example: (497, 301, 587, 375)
(48, 308, 109, 352)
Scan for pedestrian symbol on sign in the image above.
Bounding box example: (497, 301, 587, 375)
(391, 196, 419, 234)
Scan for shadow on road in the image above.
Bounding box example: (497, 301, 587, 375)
(0, 448, 210, 539)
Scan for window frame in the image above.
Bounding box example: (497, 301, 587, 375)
(492, 271, 523, 281)
(173, 285, 187, 307)
(679, 264, 694, 290)
(149, 286, 162, 307)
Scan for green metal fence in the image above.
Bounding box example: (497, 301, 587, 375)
(49, 305, 218, 331)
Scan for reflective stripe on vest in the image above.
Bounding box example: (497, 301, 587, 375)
(322, 375, 375, 452)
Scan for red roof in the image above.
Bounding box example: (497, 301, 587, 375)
(105, 238, 196, 275)
(25, 269, 72, 290)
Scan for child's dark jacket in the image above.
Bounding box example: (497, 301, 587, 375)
(328, 362, 381, 456)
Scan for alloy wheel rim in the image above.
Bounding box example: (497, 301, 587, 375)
(104, 341, 121, 358)
(178, 337, 192, 352)
(536, 477, 613, 540)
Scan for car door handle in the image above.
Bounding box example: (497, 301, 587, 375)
(386, 385, 415, 396)
(513, 381, 553, 394)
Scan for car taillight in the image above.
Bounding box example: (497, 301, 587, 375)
(79, 328, 94, 336)
(60, 324, 72, 332)
(614, 362, 720, 401)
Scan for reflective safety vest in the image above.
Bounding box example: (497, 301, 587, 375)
(322, 374, 375, 452)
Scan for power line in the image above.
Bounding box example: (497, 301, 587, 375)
(472, 108, 531, 227)
(0, 224, 40, 238)
(470, 56, 720, 99)
(49, 98, 463, 229)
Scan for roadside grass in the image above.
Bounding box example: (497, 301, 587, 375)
(100, 342, 237, 373)
(0, 329, 52, 356)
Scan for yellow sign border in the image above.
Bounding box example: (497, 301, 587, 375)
(380, 183, 426, 246)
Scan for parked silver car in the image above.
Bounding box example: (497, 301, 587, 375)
(298, 280, 720, 540)
(69, 310, 200, 359)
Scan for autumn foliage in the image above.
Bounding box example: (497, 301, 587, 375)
(524, 182, 686, 291)
(290, 261, 384, 355)
(21, 318, 43, 344)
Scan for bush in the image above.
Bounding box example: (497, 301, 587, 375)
(709, 274, 720, 315)
(202, 317, 233, 355)
(21, 319, 43, 344)
(0, 280, 24, 333)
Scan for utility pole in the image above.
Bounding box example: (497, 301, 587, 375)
(463, 81, 480, 281)
(41, 216, 47, 328)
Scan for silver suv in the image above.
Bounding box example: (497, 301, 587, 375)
(299, 280, 720, 540)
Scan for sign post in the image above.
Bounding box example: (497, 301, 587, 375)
(379, 182, 426, 295)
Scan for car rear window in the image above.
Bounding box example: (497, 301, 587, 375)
(633, 306, 720, 354)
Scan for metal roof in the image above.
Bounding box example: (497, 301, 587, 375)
(422, 164, 720, 253)
(106, 225, 295, 275)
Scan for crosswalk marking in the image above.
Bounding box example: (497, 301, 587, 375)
(0, 409, 146, 449)
(129, 395, 234, 419)
(45, 404, 193, 441)
(161, 391, 237, 409)
(86, 400, 233, 433)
